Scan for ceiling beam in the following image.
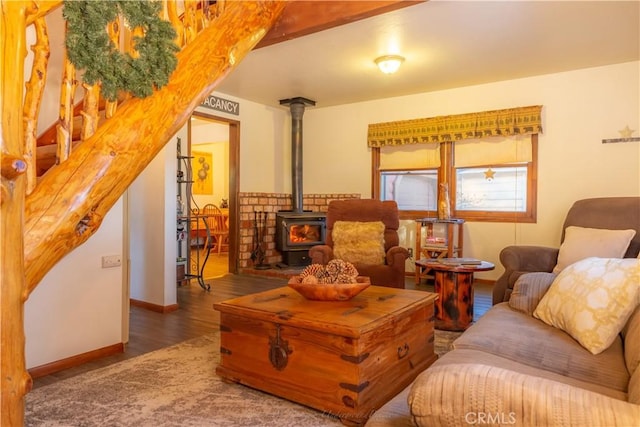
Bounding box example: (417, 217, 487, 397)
(255, 0, 426, 48)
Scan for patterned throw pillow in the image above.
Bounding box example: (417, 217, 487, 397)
(332, 221, 386, 265)
(553, 226, 636, 273)
(534, 257, 640, 355)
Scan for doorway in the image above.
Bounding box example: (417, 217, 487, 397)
(188, 112, 240, 276)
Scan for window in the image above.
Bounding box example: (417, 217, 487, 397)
(381, 170, 438, 211)
(456, 165, 528, 212)
(372, 135, 538, 223)
(369, 105, 541, 223)
(373, 144, 441, 218)
(452, 135, 537, 222)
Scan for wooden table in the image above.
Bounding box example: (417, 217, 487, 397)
(214, 286, 438, 426)
(414, 260, 495, 331)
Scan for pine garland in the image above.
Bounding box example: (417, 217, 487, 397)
(63, 0, 179, 101)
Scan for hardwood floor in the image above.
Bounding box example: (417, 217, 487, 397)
(200, 249, 230, 278)
(32, 270, 492, 390)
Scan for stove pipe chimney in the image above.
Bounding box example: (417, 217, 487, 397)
(279, 97, 316, 213)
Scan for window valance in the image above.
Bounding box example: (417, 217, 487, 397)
(367, 105, 543, 147)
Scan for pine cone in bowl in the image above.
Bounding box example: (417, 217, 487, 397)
(288, 261, 370, 301)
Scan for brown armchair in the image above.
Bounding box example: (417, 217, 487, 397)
(494, 197, 640, 304)
(309, 199, 409, 288)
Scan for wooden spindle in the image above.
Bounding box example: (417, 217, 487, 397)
(79, 83, 100, 141)
(166, 0, 185, 48)
(23, 16, 49, 194)
(57, 57, 77, 165)
(183, 1, 199, 43)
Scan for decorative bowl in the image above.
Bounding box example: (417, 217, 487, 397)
(287, 276, 371, 301)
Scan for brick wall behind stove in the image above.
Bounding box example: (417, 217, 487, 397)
(239, 192, 361, 269)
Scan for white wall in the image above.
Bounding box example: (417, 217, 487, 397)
(25, 200, 124, 368)
(129, 136, 181, 307)
(301, 61, 640, 280)
(195, 98, 290, 193)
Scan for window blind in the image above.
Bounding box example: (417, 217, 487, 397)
(454, 136, 532, 167)
(380, 143, 441, 169)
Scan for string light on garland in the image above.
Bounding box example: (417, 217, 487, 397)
(63, 0, 179, 101)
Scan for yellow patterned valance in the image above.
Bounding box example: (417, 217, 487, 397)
(367, 105, 543, 147)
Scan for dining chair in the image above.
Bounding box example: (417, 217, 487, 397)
(202, 204, 229, 254)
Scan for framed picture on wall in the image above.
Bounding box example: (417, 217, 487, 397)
(192, 150, 213, 195)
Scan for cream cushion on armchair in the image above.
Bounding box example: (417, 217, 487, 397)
(553, 226, 636, 273)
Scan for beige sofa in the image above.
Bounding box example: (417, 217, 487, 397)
(366, 270, 640, 426)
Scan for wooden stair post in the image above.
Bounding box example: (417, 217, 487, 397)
(2, 2, 34, 426)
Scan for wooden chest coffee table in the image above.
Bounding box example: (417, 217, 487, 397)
(214, 285, 438, 425)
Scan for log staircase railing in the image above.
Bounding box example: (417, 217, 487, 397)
(32, 0, 224, 187)
(0, 1, 286, 425)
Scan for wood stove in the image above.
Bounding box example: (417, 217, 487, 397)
(276, 97, 327, 267)
(275, 211, 326, 266)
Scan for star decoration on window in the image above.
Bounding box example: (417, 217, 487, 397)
(484, 168, 496, 181)
(619, 125, 636, 139)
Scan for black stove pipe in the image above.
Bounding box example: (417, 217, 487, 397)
(280, 97, 316, 213)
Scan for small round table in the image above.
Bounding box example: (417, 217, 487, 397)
(415, 259, 495, 331)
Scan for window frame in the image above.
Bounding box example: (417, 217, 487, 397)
(372, 134, 538, 223)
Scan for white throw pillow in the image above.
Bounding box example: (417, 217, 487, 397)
(553, 226, 636, 273)
(534, 257, 640, 355)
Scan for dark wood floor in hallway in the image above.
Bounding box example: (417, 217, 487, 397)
(32, 273, 492, 389)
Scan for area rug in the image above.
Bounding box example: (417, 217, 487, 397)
(25, 330, 461, 426)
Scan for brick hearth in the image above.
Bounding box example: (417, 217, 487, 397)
(239, 192, 360, 272)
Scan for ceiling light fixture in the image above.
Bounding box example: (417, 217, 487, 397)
(374, 55, 405, 74)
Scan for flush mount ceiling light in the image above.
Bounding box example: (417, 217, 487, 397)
(374, 55, 405, 74)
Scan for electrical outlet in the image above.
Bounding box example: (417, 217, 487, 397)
(102, 255, 122, 268)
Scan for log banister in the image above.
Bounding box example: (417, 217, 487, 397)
(1, 1, 287, 425)
(34, 0, 227, 181)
